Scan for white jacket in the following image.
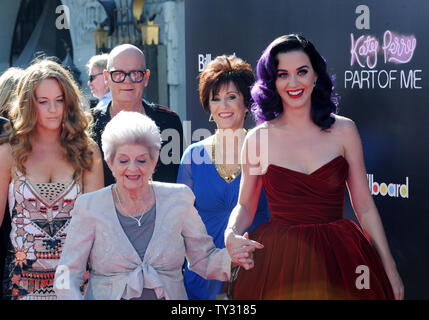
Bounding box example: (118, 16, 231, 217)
(54, 182, 231, 300)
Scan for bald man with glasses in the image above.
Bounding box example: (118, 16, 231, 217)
(92, 44, 184, 185)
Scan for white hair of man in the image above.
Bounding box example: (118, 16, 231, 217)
(101, 111, 161, 163)
(86, 53, 109, 71)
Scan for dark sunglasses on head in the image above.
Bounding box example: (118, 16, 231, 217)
(88, 72, 104, 82)
(294, 34, 309, 47)
(109, 70, 146, 83)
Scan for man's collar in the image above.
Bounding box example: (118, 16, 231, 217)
(102, 99, 153, 118)
(100, 91, 112, 102)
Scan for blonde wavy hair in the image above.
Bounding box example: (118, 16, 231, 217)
(9, 59, 94, 178)
(0, 67, 26, 118)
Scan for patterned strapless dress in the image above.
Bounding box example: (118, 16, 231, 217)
(2, 170, 81, 300)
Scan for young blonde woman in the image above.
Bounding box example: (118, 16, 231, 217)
(0, 59, 104, 299)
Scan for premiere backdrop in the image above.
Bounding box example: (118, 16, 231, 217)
(185, 0, 428, 299)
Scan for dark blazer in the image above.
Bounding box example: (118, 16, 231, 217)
(92, 100, 184, 186)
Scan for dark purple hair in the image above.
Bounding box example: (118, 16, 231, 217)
(251, 34, 339, 130)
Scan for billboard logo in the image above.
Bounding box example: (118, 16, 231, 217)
(367, 174, 409, 198)
(198, 54, 212, 72)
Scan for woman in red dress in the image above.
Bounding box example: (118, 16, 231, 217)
(225, 34, 404, 300)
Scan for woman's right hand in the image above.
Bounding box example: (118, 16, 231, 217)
(225, 231, 264, 270)
(383, 261, 404, 300)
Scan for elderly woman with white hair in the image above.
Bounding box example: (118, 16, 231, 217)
(54, 111, 255, 300)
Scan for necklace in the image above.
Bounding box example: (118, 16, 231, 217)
(113, 184, 153, 227)
(212, 128, 247, 183)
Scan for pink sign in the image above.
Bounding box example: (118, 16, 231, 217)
(350, 33, 379, 69)
(350, 30, 417, 68)
(382, 30, 417, 64)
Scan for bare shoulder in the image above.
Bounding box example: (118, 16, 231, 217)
(88, 139, 102, 157)
(249, 122, 268, 134)
(331, 115, 359, 138)
(0, 143, 13, 162)
(333, 115, 356, 129)
(331, 115, 364, 157)
(88, 138, 100, 151)
(246, 122, 268, 142)
(0, 143, 13, 172)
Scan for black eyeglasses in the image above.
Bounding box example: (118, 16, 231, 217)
(88, 72, 104, 83)
(109, 70, 146, 83)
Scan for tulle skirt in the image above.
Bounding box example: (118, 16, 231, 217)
(232, 219, 394, 300)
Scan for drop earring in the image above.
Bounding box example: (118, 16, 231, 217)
(209, 114, 215, 122)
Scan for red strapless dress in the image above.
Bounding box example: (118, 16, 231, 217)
(233, 156, 394, 299)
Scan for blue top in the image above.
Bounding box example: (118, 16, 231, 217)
(177, 140, 270, 300)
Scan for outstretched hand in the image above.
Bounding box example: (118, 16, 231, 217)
(226, 232, 264, 270)
(385, 264, 404, 300)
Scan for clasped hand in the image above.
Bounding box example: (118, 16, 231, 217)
(225, 232, 264, 270)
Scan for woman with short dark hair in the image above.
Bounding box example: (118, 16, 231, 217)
(177, 55, 270, 300)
